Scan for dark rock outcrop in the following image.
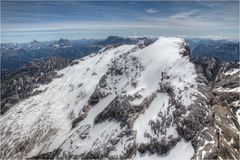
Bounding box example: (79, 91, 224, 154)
(192, 57, 222, 83)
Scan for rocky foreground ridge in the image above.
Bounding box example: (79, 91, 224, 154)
(193, 57, 239, 160)
(0, 37, 239, 160)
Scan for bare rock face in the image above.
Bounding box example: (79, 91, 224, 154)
(212, 62, 239, 160)
(192, 57, 222, 83)
(180, 41, 191, 58)
(192, 58, 239, 160)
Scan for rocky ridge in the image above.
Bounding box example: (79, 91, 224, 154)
(193, 57, 239, 160)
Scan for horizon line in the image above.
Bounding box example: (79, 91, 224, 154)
(1, 35, 239, 44)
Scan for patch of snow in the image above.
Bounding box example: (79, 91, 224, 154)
(60, 120, 123, 155)
(214, 87, 240, 93)
(225, 68, 240, 76)
(237, 108, 240, 124)
(134, 93, 169, 143)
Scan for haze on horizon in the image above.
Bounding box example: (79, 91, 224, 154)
(1, 1, 239, 43)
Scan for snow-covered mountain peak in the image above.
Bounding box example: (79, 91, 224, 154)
(0, 37, 216, 160)
(26, 39, 44, 50)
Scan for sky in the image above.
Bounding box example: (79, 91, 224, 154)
(1, 1, 239, 43)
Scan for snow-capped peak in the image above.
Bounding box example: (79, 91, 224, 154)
(26, 39, 43, 50)
(0, 37, 216, 160)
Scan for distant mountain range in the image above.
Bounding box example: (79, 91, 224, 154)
(1, 36, 239, 78)
(1, 36, 156, 77)
(1, 38, 100, 76)
(186, 39, 239, 61)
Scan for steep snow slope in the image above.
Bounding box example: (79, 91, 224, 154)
(0, 37, 216, 159)
(0, 45, 136, 159)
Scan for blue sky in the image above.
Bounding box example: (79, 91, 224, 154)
(1, 1, 239, 43)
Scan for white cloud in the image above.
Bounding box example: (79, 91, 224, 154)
(145, 8, 159, 14)
(2, 21, 162, 33)
(169, 10, 200, 20)
(2, 15, 220, 34)
(198, 35, 226, 40)
(140, 16, 217, 28)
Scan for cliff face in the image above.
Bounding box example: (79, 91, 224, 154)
(212, 62, 239, 160)
(1, 37, 235, 160)
(193, 58, 239, 160)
